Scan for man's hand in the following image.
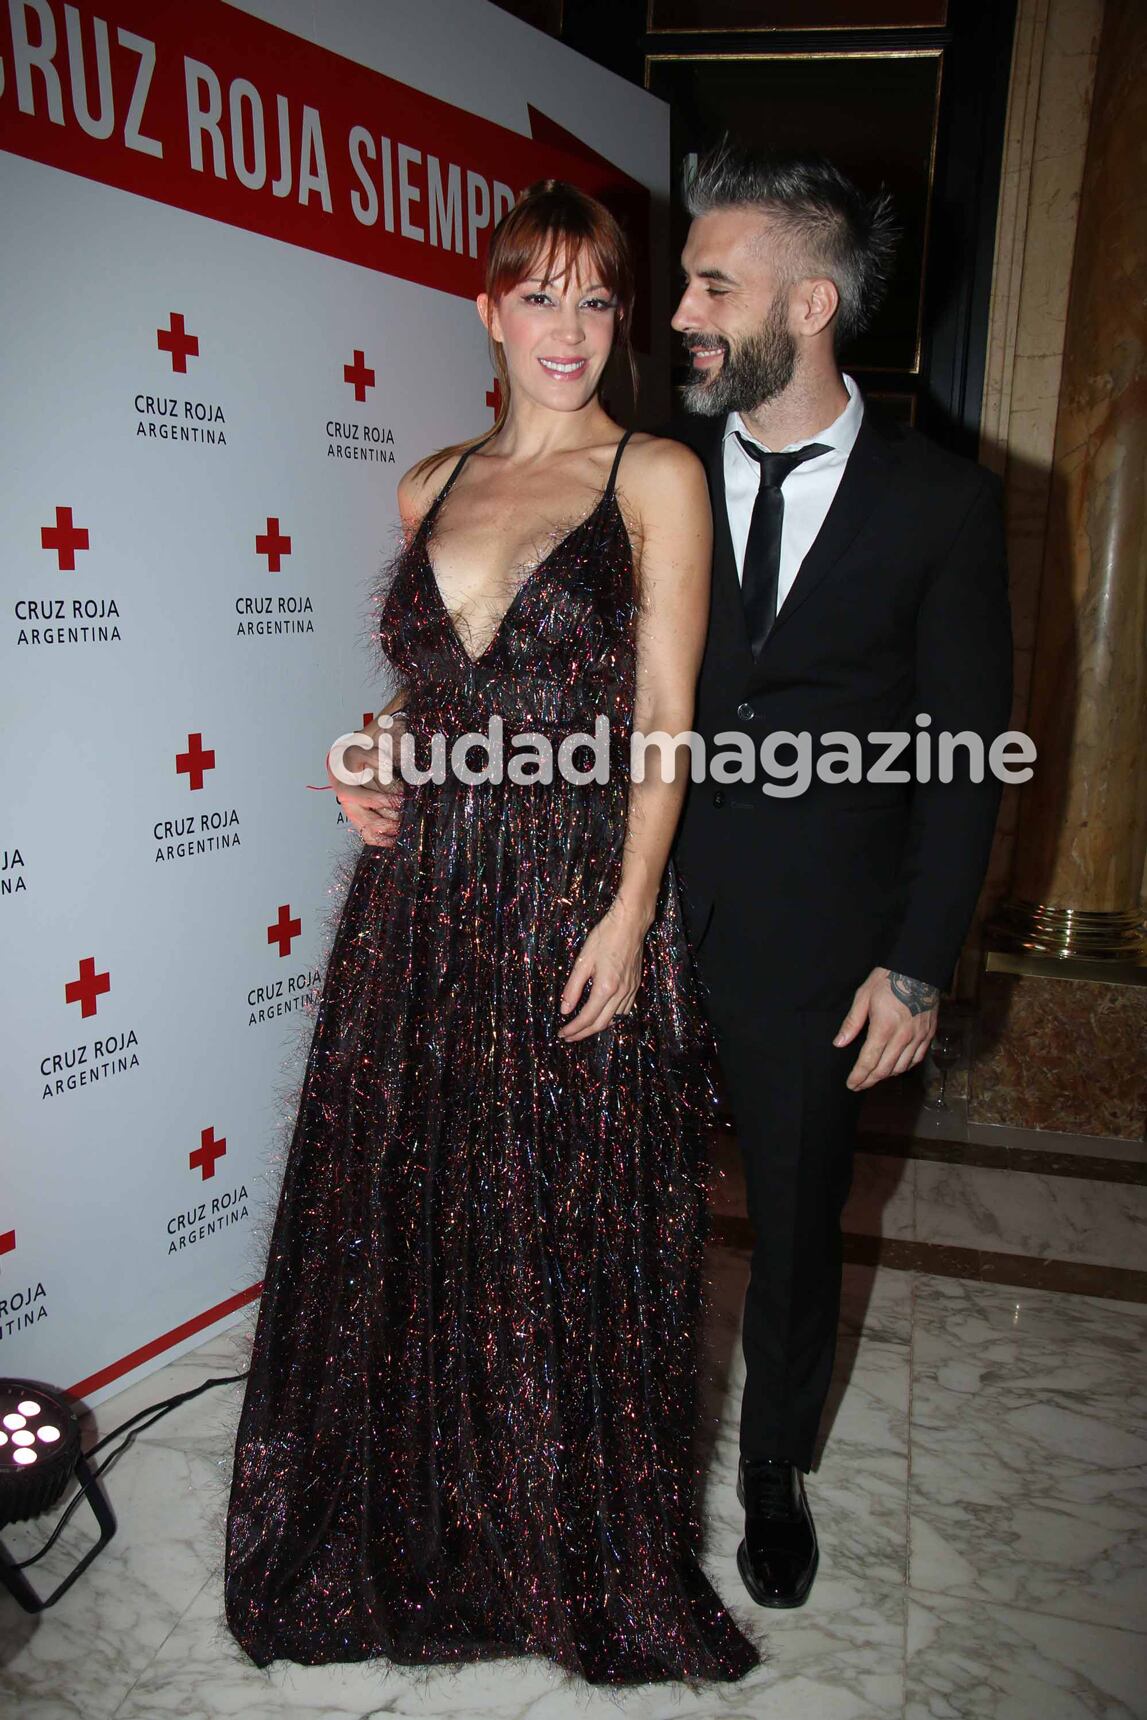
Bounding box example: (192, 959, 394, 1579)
(326, 721, 406, 848)
(332, 778, 404, 846)
(833, 966, 939, 1092)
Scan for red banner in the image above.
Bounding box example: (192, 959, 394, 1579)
(0, 0, 651, 334)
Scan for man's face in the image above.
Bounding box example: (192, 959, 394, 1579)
(671, 209, 799, 417)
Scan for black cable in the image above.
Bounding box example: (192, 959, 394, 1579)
(8, 1369, 249, 1571)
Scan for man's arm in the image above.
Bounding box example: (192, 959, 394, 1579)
(882, 468, 1014, 988)
(326, 688, 409, 847)
(834, 467, 1013, 1090)
(324, 460, 437, 845)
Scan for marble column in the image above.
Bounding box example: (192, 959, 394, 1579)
(993, 0, 1147, 963)
(972, 0, 1147, 1143)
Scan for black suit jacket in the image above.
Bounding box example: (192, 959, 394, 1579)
(667, 397, 1014, 1012)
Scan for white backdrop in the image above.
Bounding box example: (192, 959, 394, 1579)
(0, 0, 668, 1409)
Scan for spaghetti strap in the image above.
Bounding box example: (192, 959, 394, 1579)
(605, 429, 634, 499)
(430, 430, 631, 529)
(429, 436, 492, 516)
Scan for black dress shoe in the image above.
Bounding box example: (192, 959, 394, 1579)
(735, 1456, 819, 1608)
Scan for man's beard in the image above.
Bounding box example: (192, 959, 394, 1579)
(680, 297, 797, 418)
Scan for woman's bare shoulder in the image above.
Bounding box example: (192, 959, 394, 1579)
(396, 454, 448, 535)
(616, 431, 710, 519)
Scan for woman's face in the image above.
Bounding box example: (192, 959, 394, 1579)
(479, 247, 619, 415)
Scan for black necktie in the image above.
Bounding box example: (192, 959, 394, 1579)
(735, 435, 831, 656)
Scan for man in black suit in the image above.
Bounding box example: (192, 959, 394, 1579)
(666, 144, 1014, 1608)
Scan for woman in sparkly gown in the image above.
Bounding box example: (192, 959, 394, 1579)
(223, 181, 760, 1686)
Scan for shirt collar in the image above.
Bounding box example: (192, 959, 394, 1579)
(723, 371, 864, 459)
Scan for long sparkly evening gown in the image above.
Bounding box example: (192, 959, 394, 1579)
(223, 431, 760, 1685)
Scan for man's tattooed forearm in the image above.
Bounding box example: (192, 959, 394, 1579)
(889, 972, 940, 1015)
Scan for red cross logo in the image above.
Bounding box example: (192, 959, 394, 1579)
(256, 516, 292, 572)
(268, 904, 301, 957)
(189, 1125, 227, 1180)
(0, 1230, 15, 1256)
(66, 956, 110, 1018)
(176, 732, 215, 791)
(157, 312, 199, 373)
(486, 377, 503, 420)
(343, 349, 375, 401)
(41, 506, 90, 571)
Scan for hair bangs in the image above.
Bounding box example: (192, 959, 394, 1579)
(490, 196, 628, 312)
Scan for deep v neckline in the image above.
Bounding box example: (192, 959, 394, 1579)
(422, 489, 619, 671)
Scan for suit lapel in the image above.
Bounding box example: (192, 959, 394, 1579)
(703, 423, 756, 679)
(674, 414, 756, 683)
(744, 405, 902, 694)
(679, 398, 906, 696)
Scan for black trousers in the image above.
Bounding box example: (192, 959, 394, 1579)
(695, 933, 863, 1473)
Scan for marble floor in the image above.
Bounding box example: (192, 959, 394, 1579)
(3, 1121, 1146, 1719)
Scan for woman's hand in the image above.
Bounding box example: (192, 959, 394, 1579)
(557, 897, 650, 1041)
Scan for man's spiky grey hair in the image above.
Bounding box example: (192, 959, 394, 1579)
(683, 138, 900, 352)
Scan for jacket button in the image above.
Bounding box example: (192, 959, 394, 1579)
(712, 789, 725, 808)
(737, 701, 754, 720)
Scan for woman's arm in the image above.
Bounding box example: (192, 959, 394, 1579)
(558, 437, 712, 1041)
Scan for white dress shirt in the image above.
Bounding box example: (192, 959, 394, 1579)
(722, 371, 865, 609)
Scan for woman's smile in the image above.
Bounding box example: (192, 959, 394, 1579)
(537, 355, 589, 379)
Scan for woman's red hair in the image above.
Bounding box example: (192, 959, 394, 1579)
(411, 179, 637, 482)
